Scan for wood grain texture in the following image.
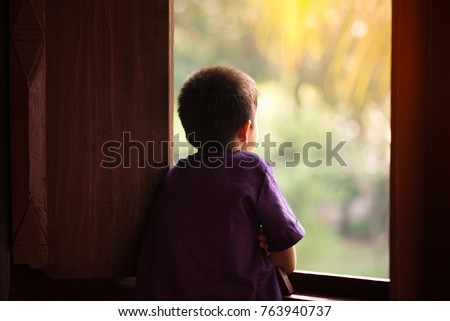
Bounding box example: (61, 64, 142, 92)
(9, 0, 172, 278)
(45, 0, 171, 278)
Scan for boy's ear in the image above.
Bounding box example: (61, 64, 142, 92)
(237, 120, 252, 142)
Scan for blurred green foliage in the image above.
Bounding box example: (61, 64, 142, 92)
(174, 0, 391, 278)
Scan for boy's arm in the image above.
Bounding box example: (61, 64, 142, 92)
(255, 165, 306, 274)
(267, 246, 297, 274)
(259, 227, 297, 274)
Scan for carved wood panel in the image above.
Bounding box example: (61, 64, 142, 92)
(10, 0, 48, 268)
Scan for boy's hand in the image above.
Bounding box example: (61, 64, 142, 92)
(258, 227, 271, 256)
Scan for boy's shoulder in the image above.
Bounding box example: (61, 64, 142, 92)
(231, 150, 271, 172)
(173, 150, 271, 170)
(159, 151, 275, 195)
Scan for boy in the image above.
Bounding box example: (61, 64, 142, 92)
(136, 66, 305, 300)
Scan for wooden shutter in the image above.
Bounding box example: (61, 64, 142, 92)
(10, 0, 172, 278)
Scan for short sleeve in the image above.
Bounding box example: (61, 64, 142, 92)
(256, 166, 305, 251)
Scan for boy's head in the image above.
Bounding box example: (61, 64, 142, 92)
(178, 66, 258, 150)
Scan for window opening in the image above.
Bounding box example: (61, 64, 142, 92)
(174, 0, 391, 278)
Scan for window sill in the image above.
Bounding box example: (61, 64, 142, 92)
(284, 270, 390, 301)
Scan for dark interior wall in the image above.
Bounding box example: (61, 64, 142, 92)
(0, 0, 11, 301)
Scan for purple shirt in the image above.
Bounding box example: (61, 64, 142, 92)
(136, 150, 305, 300)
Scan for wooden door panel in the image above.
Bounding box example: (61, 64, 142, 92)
(10, 0, 172, 278)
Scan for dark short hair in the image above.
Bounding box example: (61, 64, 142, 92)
(178, 66, 258, 149)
